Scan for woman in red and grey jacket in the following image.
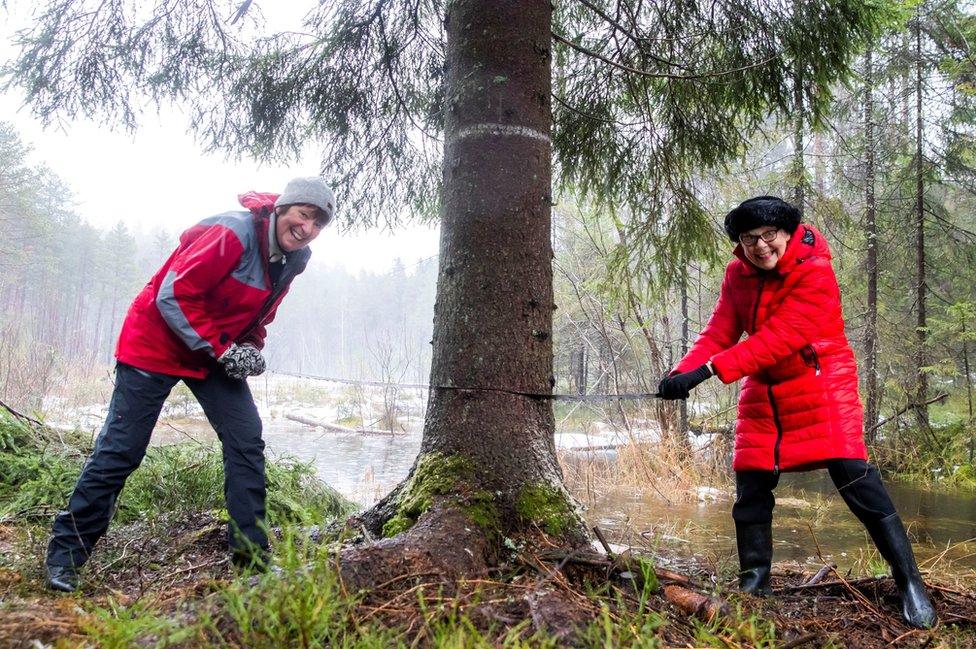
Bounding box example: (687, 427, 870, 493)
(657, 196, 936, 629)
(45, 177, 336, 593)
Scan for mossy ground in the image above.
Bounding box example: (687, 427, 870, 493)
(4, 519, 975, 648)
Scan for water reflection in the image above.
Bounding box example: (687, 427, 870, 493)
(588, 470, 976, 572)
(262, 419, 421, 505)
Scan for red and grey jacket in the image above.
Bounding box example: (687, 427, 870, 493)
(115, 192, 310, 379)
(672, 223, 868, 472)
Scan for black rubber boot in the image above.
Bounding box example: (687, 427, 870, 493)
(231, 547, 271, 573)
(736, 522, 773, 595)
(866, 513, 937, 629)
(46, 564, 80, 593)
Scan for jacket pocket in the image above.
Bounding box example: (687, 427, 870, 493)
(800, 344, 821, 375)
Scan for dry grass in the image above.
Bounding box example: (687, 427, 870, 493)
(560, 430, 734, 508)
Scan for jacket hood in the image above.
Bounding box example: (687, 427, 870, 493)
(238, 191, 280, 217)
(238, 191, 313, 269)
(733, 222, 831, 275)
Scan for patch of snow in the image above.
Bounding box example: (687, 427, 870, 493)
(694, 486, 725, 502)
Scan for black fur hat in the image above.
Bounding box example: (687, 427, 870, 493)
(723, 196, 801, 242)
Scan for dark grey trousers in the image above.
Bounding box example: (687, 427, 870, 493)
(47, 362, 266, 568)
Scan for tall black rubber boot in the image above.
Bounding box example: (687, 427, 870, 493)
(736, 522, 773, 595)
(867, 513, 937, 629)
(46, 564, 80, 593)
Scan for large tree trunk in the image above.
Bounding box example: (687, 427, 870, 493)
(913, 9, 929, 430)
(863, 48, 880, 444)
(356, 0, 587, 551)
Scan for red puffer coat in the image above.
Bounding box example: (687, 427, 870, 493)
(673, 223, 867, 472)
(115, 192, 310, 379)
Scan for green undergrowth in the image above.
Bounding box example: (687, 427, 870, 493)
(872, 414, 976, 489)
(873, 437, 976, 491)
(0, 411, 355, 526)
(76, 526, 748, 648)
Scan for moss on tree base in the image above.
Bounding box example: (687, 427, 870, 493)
(380, 452, 502, 538)
(515, 481, 580, 536)
(377, 454, 583, 544)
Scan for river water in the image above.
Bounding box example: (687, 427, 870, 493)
(247, 419, 976, 574)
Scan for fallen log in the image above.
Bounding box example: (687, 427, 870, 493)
(662, 584, 729, 622)
(284, 413, 395, 436)
(562, 444, 621, 452)
(801, 563, 836, 587)
(773, 574, 884, 594)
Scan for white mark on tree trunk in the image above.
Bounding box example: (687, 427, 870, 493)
(456, 123, 550, 143)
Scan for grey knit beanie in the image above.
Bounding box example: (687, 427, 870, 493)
(275, 177, 336, 225)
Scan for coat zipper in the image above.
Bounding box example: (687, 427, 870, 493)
(752, 275, 766, 332)
(768, 384, 785, 475)
(754, 274, 784, 473)
(238, 262, 295, 342)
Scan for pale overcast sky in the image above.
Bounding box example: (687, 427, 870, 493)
(0, 0, 441, 274)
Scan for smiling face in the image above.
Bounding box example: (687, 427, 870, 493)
(275, 204, 325, 252)
(740, 226, 791, 271)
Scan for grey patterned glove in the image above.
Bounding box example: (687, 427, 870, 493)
(218, 343, 266, 380)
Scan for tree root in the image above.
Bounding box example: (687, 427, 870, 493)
(335, 503, 741, 642)
(338, 503, 490, 593)
(523, 588, 595, 643)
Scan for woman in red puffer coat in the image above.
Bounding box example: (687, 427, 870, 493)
(657, 196, 936, 629)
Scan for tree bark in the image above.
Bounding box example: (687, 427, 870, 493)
(792, 56, 805, 215)
(962, 318, 974, 464)
(863, 48, 880, 444)
(358, 0, 587, 548)
(575, 340, 587, 396)
(813, 130, 825, 198)
(678, 269, 690, 438)
(913, 8, 930, 430)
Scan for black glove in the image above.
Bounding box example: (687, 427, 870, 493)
(218, 343, 266, 380)
(657, 364, 712, 400)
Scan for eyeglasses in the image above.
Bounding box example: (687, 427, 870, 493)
(738, 229, 780, 247)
